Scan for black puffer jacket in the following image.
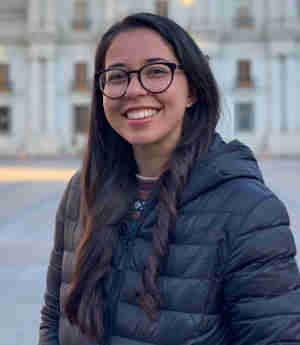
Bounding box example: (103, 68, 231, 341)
(39, 134, 300, 345)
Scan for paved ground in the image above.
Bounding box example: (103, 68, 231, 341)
(0, 158, 80, 345)
(0, 157, 299, 345)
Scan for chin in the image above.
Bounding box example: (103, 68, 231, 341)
(128, 139, 154, 146)
(126, 137, 159, 147)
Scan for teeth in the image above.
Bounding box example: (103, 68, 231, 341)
(126, 109, 158, 119)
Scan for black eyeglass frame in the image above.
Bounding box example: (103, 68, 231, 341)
(95, 62, 183, 99)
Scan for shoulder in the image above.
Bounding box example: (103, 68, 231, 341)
(57, 169, 81, 222)
(222, 176, 283, 214)
(184, 170, 290, 243)
(223, 179, 295, 267)
(214, 175, 290, 241)
(185, 161, 283, 218)
(222, 176, 289, 224)
(66, 169, 81, 201)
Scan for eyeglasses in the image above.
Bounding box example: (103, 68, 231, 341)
(96, 62, 183, 99)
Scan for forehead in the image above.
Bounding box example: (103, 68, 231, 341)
(104, 28, 177, 67)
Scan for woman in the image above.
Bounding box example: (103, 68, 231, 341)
(38, 13, 300, 345)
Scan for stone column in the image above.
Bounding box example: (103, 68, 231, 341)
(209, 0, 219, 28)
(104, 0, 117, 27)
(28, 0, 40, 32)
(260, 40, 272, 154)
(269, 0, 283, 25)
(270, 55, 282, 133)
(45, 0, 57, 136)
(286, 55, 297, 132)
(278, 55, 288, 132)
(28, 51, 42, 135)
(199, 0, 209, 26)
(25, 0, 60, 154)
(285, 0, 297, 24)
(46, 0, 56, 32)
(45, 51, 56, 135)
(297, 55, 300, 130)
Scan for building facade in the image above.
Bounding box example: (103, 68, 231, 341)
(0, 0, 299, 155)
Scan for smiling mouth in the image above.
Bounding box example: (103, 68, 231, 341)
(125, 108, 160, 120)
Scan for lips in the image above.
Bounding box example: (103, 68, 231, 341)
(123, 107, 161, 120)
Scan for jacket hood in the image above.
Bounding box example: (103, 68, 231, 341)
(181, 133, 264, 205)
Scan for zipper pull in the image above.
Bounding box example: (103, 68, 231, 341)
(119, 222, 127, 236)
(118, 222, 130, 250)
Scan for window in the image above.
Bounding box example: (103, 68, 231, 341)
(73, 63, 89, 91)
(72, 0, 90, 31)
(0, 106, 11, 134)
(234, 6, 254, 28)
(74, 105, 89, 134)
(235, 103, 254, 132)
(236, 60, 253, 88)
(0, 64, 11, 92)
(155, 0, 168, 17)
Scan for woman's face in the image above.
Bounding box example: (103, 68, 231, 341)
(102, 28, 194, 151)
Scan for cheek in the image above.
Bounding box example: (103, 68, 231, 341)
(166, 79, 190, 106)
(164, 90, 188, 116)
(103, 100, 118, 121)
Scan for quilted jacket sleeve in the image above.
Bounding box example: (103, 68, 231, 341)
(224, 195, 300, 345)
(38, 175, 74, 345)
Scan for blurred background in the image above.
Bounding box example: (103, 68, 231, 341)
(0, 0, 299, 156)
(0, 1, 300, 345)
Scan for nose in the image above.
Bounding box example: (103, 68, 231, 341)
(126, 72, 147, 97)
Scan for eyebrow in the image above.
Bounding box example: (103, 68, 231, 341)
(106, 57, 170, 69)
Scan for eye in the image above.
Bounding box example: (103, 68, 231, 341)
(144, 64, 169, 78)
(106, 70, 127, 84)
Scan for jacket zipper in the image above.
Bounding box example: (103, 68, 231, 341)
(105, 195, 158, 344)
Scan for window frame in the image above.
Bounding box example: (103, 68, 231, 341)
(234, 5, 254, 28)
(234, 102, 255, 132)
(155, 0, 168, 17)
(0, 64, 11, 92)
(0, 106, 11, 135)
(236, 59, 253, 88)
(72, 0, 90, 31)
(73, 104, 89, 134)
(73, 62, 89, 91)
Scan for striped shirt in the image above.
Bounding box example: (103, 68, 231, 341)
(127, 175, 158, 231)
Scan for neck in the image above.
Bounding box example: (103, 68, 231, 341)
(133, 143, 172, 178)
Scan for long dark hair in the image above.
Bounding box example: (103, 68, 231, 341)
(64, 12, 220, 340)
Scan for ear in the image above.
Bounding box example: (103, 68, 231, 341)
(186, 87, 197, 108)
